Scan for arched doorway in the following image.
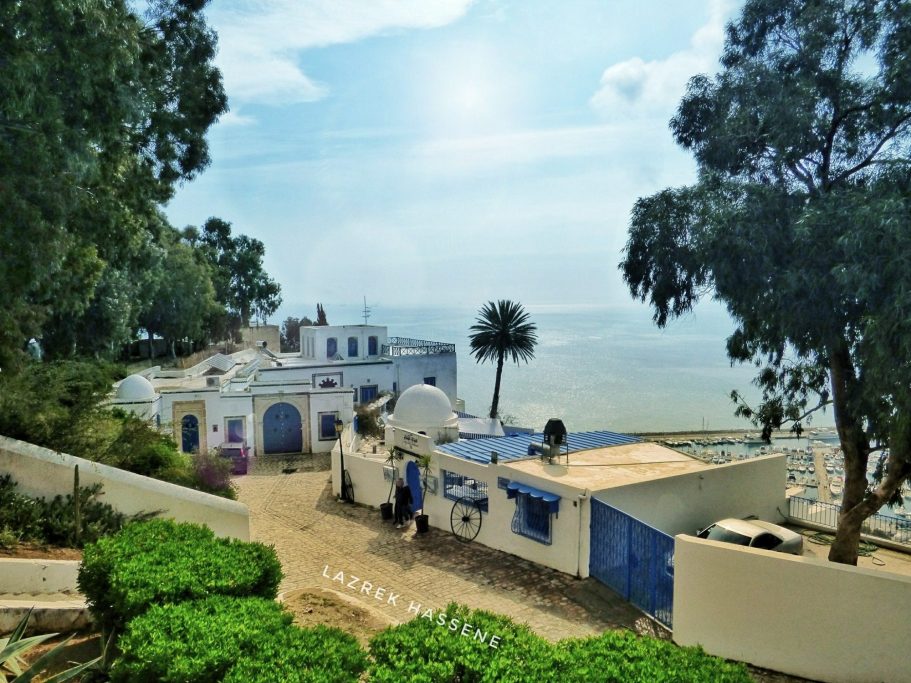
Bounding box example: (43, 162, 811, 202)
(181, 414, 200, 453)
(262, 402, 303, 454)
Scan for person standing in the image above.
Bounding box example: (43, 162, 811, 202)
(393, 477, 413, 529)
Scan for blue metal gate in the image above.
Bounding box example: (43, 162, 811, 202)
(590, 498, 674, 629)
(262, 402, 303, 454)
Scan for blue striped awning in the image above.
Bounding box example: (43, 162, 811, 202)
(506, 481, 560, 514)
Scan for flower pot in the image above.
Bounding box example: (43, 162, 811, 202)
(415, 514, 429, 534)
(380, 503, 393, 521)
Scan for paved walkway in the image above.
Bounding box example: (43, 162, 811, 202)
(236, 455, 659, 642)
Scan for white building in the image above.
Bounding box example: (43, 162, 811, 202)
(333, 383, 785, 584)
(110, 323, 458, 459)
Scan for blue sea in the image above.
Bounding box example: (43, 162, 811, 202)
(275, 302, 835, 434)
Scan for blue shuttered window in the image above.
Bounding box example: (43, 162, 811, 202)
(511, 493, 552, 545)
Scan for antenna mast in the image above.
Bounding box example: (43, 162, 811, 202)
(362, 296, 371, 325)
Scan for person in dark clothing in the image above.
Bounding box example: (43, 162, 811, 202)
(393, 477, 413, 528)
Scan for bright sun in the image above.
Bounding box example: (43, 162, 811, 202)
(419, 42, 517, 136)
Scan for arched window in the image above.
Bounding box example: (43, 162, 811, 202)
(368, 336, 378, 355)
(326, 337, 337, 358)
(348, 336, 358, 357)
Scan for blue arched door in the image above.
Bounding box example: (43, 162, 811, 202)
(263, 402, 303, 454)
(181, 414, 200, 453)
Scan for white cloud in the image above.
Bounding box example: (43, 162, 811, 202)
(590, 0, 731, 120)
(210, 0, 475, 106)
(218, 110, 258, 127)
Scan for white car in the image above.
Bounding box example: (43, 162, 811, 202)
(696, 518, 803, 554)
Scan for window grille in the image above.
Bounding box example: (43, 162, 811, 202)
(442, 470, 488, 512)
(511, 493, 552, 545)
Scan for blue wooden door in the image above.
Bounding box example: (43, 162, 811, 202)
(181, 414, 200, 453)
(262, 402, 303, 454)
(405, 460, 423, 514)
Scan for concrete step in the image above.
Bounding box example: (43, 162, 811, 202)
(0, 593, 92, 634)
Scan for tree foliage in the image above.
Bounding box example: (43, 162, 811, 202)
(0, 0, 227, 369)
(199, 218, 283, 331)
(138, 227, 220, 358)
(621, 0, 911, 564)
(280, 316, 313, 352)
(469, 300, 538, 419)
(316, 303, 329, 326)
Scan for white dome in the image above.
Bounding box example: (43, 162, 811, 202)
(115, 374, 157, 402)
(390, 384, 456, 430)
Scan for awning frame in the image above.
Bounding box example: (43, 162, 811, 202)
(506, 481, 560, 515)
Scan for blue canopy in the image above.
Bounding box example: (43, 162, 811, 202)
(506, 481, 560, 514)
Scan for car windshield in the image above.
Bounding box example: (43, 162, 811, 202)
(699, 525, 752, 546)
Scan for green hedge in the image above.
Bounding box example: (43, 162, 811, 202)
(223, 625, 367, 683)
(111, 597, 367, 683)
(556, 630, 752, 682)
(368, 603, 557, 682)
(78, 519, 282, 631)
(368, 604, 751, 683)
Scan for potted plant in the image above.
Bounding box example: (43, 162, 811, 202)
(379, 448, 400, 521)
(414, 453, 432, 534)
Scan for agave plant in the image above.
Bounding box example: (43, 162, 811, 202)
(0, 608, 100, 682)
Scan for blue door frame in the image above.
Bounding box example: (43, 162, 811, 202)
(589, 498, 675, 629)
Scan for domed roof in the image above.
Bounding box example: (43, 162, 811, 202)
(391, 383, 456, 429)
(115, 374, 157, 402)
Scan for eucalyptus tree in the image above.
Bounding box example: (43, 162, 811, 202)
(0, 0, 227, 368)
(199, 218, 283, 332)
(621, 0, 911, 564)
(469, 300, 538, 420)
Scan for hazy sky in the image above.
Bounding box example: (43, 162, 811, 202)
(165, 0, 741, 318)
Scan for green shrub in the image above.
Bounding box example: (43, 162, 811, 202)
(368, 603, 557, 683)
(0, 474, 128, 547)
(110, 596, 293, 682)
(191, 451, 236, 499)
(368, 603, 752, 683)
(555, 630, 752, 682)
(354, 405, 384, 438)
(78, 519, 282, 632)
(223, 625, 368, 683)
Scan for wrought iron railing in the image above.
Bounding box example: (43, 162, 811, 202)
(788, 496, 911, 547)
(382, 337, 455, 357)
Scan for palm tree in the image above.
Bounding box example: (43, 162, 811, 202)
(469, 300, 538, 419)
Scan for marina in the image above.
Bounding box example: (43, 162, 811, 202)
(659, 429, 911, 524)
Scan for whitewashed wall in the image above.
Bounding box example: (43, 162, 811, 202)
(258, 363, 395, 402)
(0, 436, 250, 539)
(309, 390, 356, 454)
(300, 325, 388, 361)
(333, 428, 588, 576)
(674, 535, 911, 683)
(392, 354, 458, 406)
(592, 455, 787, 536)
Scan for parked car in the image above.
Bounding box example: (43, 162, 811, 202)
(696, 518, 803, 554)
(218, 442, 250, 475)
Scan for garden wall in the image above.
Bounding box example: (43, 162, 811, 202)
(0, 435, 249, 540)
(674, 534, 911, 683)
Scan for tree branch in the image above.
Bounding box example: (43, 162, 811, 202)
(829, 113, 911, 188)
